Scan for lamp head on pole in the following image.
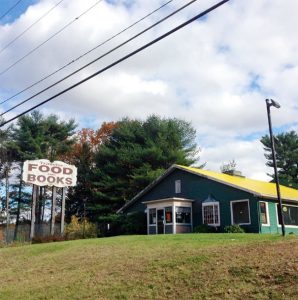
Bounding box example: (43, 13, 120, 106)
(266, 98, 281, 109)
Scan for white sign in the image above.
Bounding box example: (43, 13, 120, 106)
(23, 159, 77, 187)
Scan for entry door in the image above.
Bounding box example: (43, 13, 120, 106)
(157, 209, 164, 234)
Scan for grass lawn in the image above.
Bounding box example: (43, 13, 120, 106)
(0, 234, 297, 299)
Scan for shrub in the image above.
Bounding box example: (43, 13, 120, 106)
(194, 224, 217, 233)
(224, 225, 245, 233)
(122, 212, 147, 235)
(65, 216, 97, 240)
(97, 212, 147, 236)
(32, 235, 66, 244)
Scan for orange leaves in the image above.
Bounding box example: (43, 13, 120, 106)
(63, 122, 117, 164)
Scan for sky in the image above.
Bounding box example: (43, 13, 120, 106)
(0, 0, 297, 181)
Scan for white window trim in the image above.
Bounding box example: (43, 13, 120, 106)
(175, 180, 181, 194)
(173, 205, 176, 234)
(202, 202, 220, 227)
(230, 199, 251, 225)
(275, 203, 298, 228)
(260, 201, 270, 226)
(148, 208, 157, 226)
(164, 206, 173, 225)
(175, 206, 192, 225)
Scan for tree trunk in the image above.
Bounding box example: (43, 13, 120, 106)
(13, 165, 23, 241)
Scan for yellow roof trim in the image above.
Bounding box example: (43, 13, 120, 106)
(176, 165, 298, 202)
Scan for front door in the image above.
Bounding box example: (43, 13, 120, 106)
(157, 209, 164, 234)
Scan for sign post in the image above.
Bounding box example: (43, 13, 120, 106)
(30, 185, 37, 240)
(23, 160, 77, 239)
(61, 188, 66, 235)
(50, 186, 57, 236)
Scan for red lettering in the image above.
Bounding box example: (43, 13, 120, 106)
(39, 165, 50, 172)
(37, 175, 46, 182)
(47, 176, 55, 183)
(63, 167, 73, 175)
(28, 164, 37, 171)
(65, 178, 72, 185)
(56, 177, 64, 184)
(27, 174, 36, 182)
(51, 166, 62, 174)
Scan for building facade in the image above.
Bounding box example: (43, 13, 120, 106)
(118, 165, 298, 234)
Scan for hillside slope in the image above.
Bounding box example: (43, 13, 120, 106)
(0, 234, 297, 299)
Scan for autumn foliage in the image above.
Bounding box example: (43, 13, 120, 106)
(62, 122, 117, 163)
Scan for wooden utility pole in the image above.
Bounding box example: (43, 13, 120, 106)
(5, 166, 10, 243)
(50, 186, 57, 236)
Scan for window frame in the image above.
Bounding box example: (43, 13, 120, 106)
(230, 199, 251, 225)
(175, 206, 191, 225)
(148, 208, 157, 226)
(165, 206, 173, 224)
(202, 202, 220, 227)
(259, 201, 270, 226)
(175, 180, 181, 194)
(275, 203, 298, 228)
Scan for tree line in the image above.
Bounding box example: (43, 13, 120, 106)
(0, 112, 201, 236)
(0, 111, 297, 237)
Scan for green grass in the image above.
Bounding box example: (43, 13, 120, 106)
(0, 234, 297, 299)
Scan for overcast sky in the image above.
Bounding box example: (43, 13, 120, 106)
(0, 0, 297, 181)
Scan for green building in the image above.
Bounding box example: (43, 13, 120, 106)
(118, 165, 298, 234)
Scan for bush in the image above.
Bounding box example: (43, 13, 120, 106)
(224, 225, 245, 233)
(32, 235, 66, 244)
(65, 216, 97, 240)
(98, 212, 147, 236)
(194, 224, 217, 233)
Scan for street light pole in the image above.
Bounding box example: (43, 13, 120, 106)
(265, 99, 285, 236)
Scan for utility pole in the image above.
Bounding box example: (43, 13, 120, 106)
(5, 165, 10, 243)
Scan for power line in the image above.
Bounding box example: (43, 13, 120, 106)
(0, 0, 67, 55)
(1, 0, 195, 116)
(0, 0, 230, 128)
(0, 0, 174, 105)
(0, 0, 23, 21)
(0, 0, 104, 77)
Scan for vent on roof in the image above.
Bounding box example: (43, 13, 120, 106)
(222, 170, 245, 178)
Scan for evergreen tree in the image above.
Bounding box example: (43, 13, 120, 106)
(261, 131, 298, 188)
(92, 115, 201, 219)
(7, 111, 77, 238)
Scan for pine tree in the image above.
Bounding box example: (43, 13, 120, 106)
(92, 115, 201, 220)
(261, 131, 298, 188)
(7, 111, 77, 239)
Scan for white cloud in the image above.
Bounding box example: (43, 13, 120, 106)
(1, 0, 298, 180)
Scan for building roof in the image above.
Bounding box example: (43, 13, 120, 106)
(118, 164, 298, 213)
(177, 165, 298, 202)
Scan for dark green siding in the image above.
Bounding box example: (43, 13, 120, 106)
(165, 225, 173, 234)
(126, 169, 261, 232)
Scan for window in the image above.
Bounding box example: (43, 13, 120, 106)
(277, 204, 298, 226)
(149, 209, 156, 225)
(202, 202, 220, 226)
(231, 200, 250, 225)
(175, 180, 181, 194)
(165, 207, 173, 223)
(260, 202, 269, 225)
(176, 206, 191, 224)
